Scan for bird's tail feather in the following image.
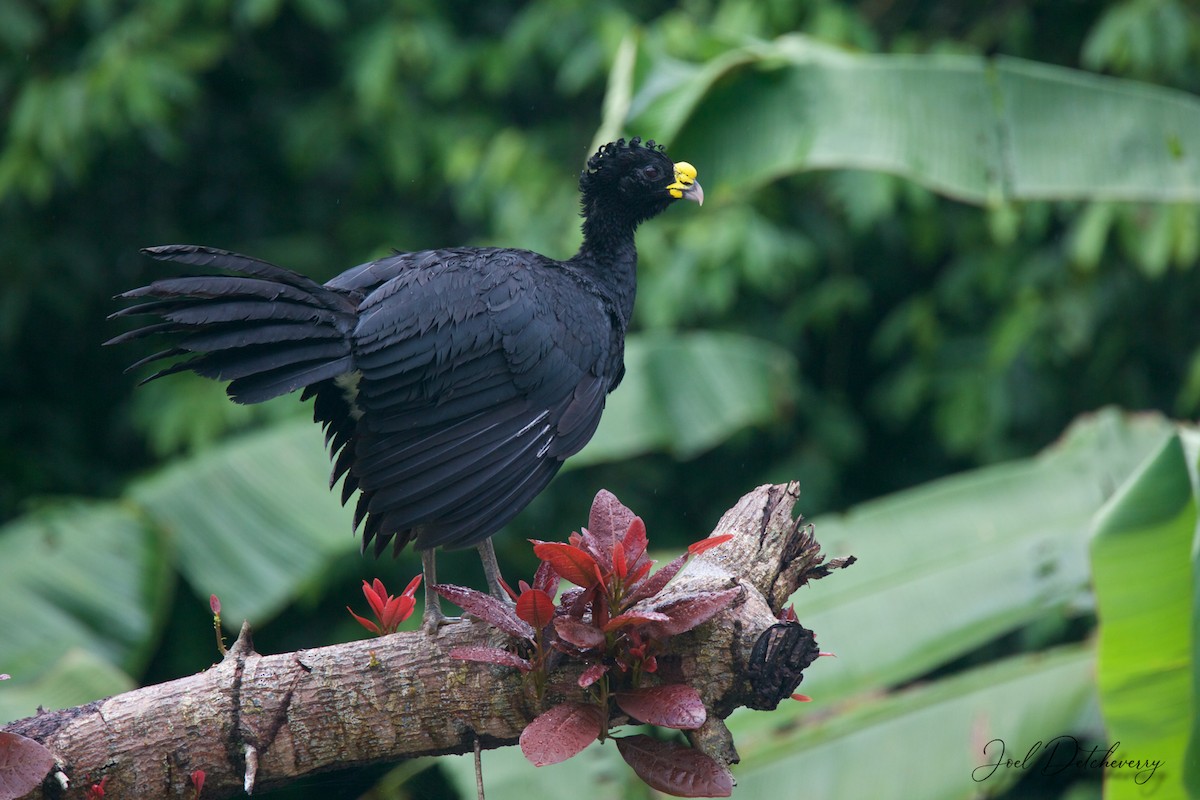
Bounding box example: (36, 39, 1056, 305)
(107, 245, 360, 404)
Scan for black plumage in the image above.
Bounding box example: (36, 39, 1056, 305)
(109, 138, 702, 624)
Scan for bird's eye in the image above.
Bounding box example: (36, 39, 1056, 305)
(640, 165, 661, 181)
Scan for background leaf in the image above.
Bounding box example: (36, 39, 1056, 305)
(634, 35, 1200, 204)
(1090, 430, 1200, 799)
(792, 409, 1171, 702)
(0, 650, 136, 727)
(571, 332, 798, 466)
(0, 502, 168, 722)
(129, 419, 357, 625)
(726, 647, 1098, 799)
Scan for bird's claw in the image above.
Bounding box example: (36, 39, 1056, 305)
(421, 607, 461, 635)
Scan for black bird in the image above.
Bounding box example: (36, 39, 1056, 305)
(108, 138, 703, 628)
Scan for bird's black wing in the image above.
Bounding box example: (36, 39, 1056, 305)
(327, 248, 613, 554)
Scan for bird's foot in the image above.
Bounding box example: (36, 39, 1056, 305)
(421, 603, 461, 635)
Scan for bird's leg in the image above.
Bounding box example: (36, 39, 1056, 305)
(420, 548, 458, 632)
(476, 538, 513, 604)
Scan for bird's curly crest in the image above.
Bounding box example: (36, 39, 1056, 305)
(584, 137, 664, 174)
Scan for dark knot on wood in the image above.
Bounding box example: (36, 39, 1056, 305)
(743, 622, 820, 710)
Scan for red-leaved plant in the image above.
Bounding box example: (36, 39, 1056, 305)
(347, 575, 422, 636)
(435, 490, 741, 798)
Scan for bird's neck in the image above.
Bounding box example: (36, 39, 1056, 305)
(572, 216, 640, 328)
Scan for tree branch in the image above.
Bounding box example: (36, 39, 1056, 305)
(3, 482, 851, 799)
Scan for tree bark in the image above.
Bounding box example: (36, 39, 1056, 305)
(3, 482, 852, 799)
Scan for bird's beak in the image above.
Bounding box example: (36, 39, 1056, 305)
(668, 161, 704, 206)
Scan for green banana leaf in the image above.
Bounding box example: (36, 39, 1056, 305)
(0, 650, 137, 726)
(793, 409, 1171, 701)
(608, 34, 1200, 205)
(0, 502, 169, 724)
(1091, 429, 1200, 800)
(572, 331, 797, 466)
(129, 417, 357, 626)
(727, 646, 1100, 799)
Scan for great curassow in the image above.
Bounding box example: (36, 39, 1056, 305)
(108, 138, 703, 629)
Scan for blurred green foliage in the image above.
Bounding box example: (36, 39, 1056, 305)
(2, 1, 1200, 796)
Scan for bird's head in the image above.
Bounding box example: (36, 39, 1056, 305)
(578, 138, 703, 229)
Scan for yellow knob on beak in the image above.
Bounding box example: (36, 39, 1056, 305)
(668, 161, 704, 205)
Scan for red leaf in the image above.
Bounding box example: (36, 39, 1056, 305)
(553, 616, 606, 649)
(532, 559, 559, 595)
(616, 735, 733, 797)
(613, 535, 628, 578)
(624, 553, 688, 606)
(449, 646, 532, 673)
(592, 561, 607, 592)
(0, 731, 56, 800)
(532, 542, 602, 588)
(626, 559, 653, 588)
(687, 533, 734, 557)
(346, 606, 382, 636)
(379, 596, 416, 631)
(516, 589, 556, 630)
(499, 577, 520, 602)
(190, 769, 206, 793)
(519, 703, 606, 766)
(559, 587, 587, 615)
(575, 528, 608, 574)
(434, 584, 534, 640)
(364, 579, 387, 619)
(578, 662, 609, 688)
(399, 573, 423, 598)
(621, 517, 649, 567)
(588, 490, 637, 559)
(602, 610, 671, 633)
(646, 587, 742, 637)
(613, 684, 707, 730)
(592, 592, 610, 629)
